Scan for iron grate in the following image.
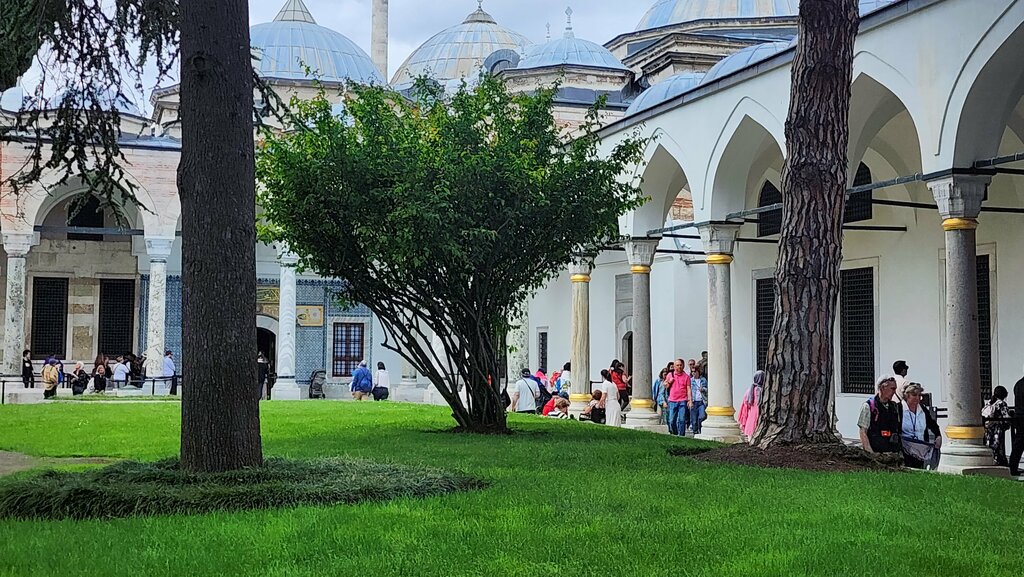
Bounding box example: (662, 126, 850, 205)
(757, 181, 783, 238)
(31, 278, 68, 359)
(98, 279, 136, 357)
(332, 322, 364, 377)
(840, 267, 875, 395)
(538, 331, 549, 374)
(755, 277, 775, 371)
(844, 162, 874, 223)
(977, 254, 992, 399)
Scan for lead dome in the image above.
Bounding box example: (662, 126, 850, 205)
(635, 0, 800, 31)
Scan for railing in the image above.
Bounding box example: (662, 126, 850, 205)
(0, 374, 184, 403)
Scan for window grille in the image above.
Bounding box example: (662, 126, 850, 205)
(840, 267, 875, 394)
(757, 181, 783, 237)
(332, 322, 364, 377)
(67, 196, 105, 242)
(538, 331, 549, 373)
(977, 254, 992, 399)
(31, 278, 68, 359)
(755, 277, 775, 371)
(98, 279, 136, 357)
(844, 162, 874, 223)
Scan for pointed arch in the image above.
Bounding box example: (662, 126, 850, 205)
(625, 130, 696, 237)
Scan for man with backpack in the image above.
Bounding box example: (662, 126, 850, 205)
(508, 368, 540, 414)
(857, 375, 903, 454)
(350, 360, 374, 400)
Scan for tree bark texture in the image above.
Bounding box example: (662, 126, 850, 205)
(752, 0, 859, 448)
(178, 0, 263, 471)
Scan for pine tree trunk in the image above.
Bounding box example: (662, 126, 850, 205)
(752, 0, 859, 448)
(177, 0, 263, 471)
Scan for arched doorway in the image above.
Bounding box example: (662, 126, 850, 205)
(257, 327, 277, 370)
(622, 331, 633, 377)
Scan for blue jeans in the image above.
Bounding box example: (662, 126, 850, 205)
(667, 401, 690, 436)
(690, 401, 706, 434)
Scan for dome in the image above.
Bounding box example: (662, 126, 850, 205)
(55, 86, 145, 117)
(0, 85, 25, 111)
(517, 10, 627, 72)
(701, 40, 791, 84)
(625, 72, 705, 116)
(636, 0, 799, 31)
(250, 0, 384, 85)
(392, 4, 532, 89)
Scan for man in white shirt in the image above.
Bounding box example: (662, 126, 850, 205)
(508, 369, 540, 414)
(111, 356, 131, 386)
(893, 360, 910, 392)
(163, 350, 178, 395)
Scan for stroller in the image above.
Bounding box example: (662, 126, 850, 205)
(308, 370, 327, 399)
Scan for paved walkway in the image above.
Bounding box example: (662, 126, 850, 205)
(0, 451, 115, 476)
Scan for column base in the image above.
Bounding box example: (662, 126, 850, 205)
(271, 378, 303, 401)
(936, 439, 1010, 477)
(696, 415, 743, 444)
(569, 393, 592, 416)
(624, 405, 668, 433)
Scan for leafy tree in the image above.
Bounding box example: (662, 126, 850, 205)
(257, 78, 645, 432)
(752, 0, 860, 447)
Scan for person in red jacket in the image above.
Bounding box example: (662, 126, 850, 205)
(610, 359, 631, 411)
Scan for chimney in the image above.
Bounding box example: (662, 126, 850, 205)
(371, 0, 389, 81)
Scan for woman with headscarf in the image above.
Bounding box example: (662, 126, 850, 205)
(41, 358, 60, 399)
(738, 371, 765, 440)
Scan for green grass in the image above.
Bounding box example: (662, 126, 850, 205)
(0, 402, 1021, 577)
(55, 395, 180, 402)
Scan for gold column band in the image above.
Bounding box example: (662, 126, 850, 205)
(942, 218, 978, 231)
(705, 254, 734, 265)
(706, 406, 735, 417)
(630, 265, 651, 274)
(570, 274, 591, 283)
(945, 426, 985, 440)
(631, 399, 655, 409)
(569, 393, 593, 403)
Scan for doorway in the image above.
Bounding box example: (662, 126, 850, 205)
(257, 328, 277, 371)
(622, 331, 633, 376)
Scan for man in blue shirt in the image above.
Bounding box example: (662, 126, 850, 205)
(350, 360, 374, 401)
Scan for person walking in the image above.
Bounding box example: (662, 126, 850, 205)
(697, 351, 708, 381)
(900, 383, 942, 469)
(162, 350, 177, 395)
(21, 350, 34, 388)
(556, 362, 571, 396)
(350, 360, 374, 400)
(609, 360, 630, 411)
(508, 368, 540, 415)
(738, 370, 765, 440)
(858, 376, 902, 454)
(1010, 374, 1024, 476)
(372, 361, 391, 401)
(41, 358, 59, 399)
(654, 367, 670, 426)
(664, 359, 691, 436)
(257, 352, 270, 399)
(689, 366, 708, 435)
(600, 369, 622, 427)
(983, 385, 1011, 466)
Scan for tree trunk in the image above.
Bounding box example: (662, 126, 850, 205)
(178, 0, 263, 471)
(752, 0, 859, 448)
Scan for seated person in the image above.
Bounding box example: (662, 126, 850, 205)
(548, 398, 571, 419)
(580, 390, 606, 424)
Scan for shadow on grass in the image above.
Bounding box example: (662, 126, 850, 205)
(0, 457, 486, 520)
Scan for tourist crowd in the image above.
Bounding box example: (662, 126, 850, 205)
(21, 348, 179, 397)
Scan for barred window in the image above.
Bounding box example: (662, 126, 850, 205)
(332, 322, 364, 377)
(755, 277, 775, 371)
(31, 277, 68, 359)
(98, 279, 136, 357)
(538, 330, 549, 373)
(757, 181, 783, 237)
(977, 254, 992, 399)
(844, 162, 874, 224)
(840, 267, 875, 394)
(67, 196, 105, 242)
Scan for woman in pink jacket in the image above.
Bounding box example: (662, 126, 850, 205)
(738, 370, 765, 440)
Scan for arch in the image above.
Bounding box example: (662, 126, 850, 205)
(940, 1, 1024, 166)
(705, 104, 786, 218)
(626, 131, 695, 237)
(256, 313, 279, 334)
(850, 52, 927, 172)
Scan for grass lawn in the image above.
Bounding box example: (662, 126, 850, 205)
(0, 402, 1021, 577)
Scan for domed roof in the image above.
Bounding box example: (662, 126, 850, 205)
(636, 0, 799, 31)
(250, 0, 384, 85)
(701, 40, 791, 84)
(55, 86, 145, 117)
(625, 72, 705, 116)
(517, 9, 627, 72)
(392, 3, 532, 89)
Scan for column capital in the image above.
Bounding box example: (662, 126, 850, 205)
(145, 237, 175, 262)
(698, 223, 741, 257)
(927, 174, 990, 220)
(569, 257, 594, 282)
(278, 251, 300, 267)
(2, 232, 39, 257)
(625, 237, 659, 272)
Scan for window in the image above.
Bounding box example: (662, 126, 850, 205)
(978, 254, 992, 399)
(755, 277, 775, 371)
(97, 279, 136, 357)
(332, 322, 364, 377)
(757, 181, 783, 237)
(31, 278, 68, 359)
(844, 162, 873, 224)
(840, 267, 875, 394)
(67, 196, 105, 241)
(537, 330, 549, 373)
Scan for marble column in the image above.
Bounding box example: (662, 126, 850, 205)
(568, 258, 593, 414)
(506, 301, 529, 380)
(697, 224, 743, 442)
(625, 238, 664, 431)
(144, 237, 174, 377)
(2, 233, 38, 378)
(371, 0, 389, 81)
(929, 175, 1001, 474)
(274, 251, 301, 400)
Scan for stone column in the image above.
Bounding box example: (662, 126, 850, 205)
(2, 233, 38, 378)
(144, 237, 174, 377)
(697, 224, 743, 442)
(274, 251, 301, 400)
(371, 0, 389, 81)
(568, 258, 593, 414)
(929, 175, 1000, 474)
(625, 238, 664, 431)
(506, 301, 529, 380)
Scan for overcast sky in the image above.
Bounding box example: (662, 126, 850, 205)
(256, 0, 651, 79)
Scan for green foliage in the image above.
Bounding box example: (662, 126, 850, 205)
(0, 456, 484, 520)
(0, 402, 1022, 576)
(256, 77, 646, 429)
